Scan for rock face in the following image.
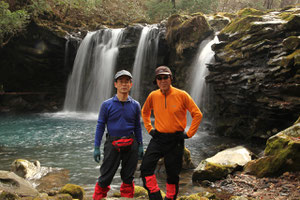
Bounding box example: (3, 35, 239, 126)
(192, 146, 252, 182)
(0, 170, 39, 197)
(206, 7, 300, 139)
(165, 13, 213, 89)
(244, 118, 300, 177)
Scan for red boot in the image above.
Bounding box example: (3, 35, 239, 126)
(93, 182, 110, 200)
(120, 182, 135, 198)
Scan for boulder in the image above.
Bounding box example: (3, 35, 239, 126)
(0, 191, 19, 200)
(0, 170, 39, 197)
(182, 147, 196, 169)
(11, 159, 41, 180)
(192, 146, 252, 182)
(59, 184, 85, 200)
(244, 119, 300, 177)
(111, 186, 148, 199)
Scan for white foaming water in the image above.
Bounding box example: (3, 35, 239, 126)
(131, 25, 159, 102)
(190, 35, 219, 110)
(43, 111, 98, 121)
(64, 29, 124, 113)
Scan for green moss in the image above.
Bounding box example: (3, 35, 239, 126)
(236, 8, 265, 17)
(265, 136, 290, 156)
(221, 16, 262, 34)
(134, 186, 148, 198)
(0, 192, 19, 200)
(281, 49, 300, 67)
(59, 184, 85, 200)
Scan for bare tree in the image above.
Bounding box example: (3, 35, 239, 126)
(280, 0, 297, 8)
(264, 0, 274, 9)
(171, 0, 176, 8)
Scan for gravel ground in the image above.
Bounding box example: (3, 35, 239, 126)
(207, 171, 300, 200)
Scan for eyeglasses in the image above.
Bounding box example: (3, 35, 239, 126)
(156, 75, 169, 80)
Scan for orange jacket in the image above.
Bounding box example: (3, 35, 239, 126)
(141, 86, 203, 138)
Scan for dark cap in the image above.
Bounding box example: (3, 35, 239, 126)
(114, 70, 132, 80)
(155, 66, 172, 76)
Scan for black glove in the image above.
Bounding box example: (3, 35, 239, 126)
(149, 129, 156, 138)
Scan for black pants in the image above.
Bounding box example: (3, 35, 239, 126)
(140, 132, 184, 199)
(98, 135, 138, 187)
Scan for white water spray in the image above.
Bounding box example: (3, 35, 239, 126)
(64, 29, 123, 113)
(131, 25, 159, 102)
(190, 36, 219, 111)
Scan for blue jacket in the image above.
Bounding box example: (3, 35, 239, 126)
(94, 95, 142, 147)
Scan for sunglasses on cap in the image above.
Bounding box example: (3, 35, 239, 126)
(156, 75, 169, 80)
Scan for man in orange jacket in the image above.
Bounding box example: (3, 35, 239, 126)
(141, 66, 203, 200)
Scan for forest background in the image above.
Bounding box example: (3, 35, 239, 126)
(1, 0, 300, 48)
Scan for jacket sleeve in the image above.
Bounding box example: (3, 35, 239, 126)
(134, 102, 143, 144)
(94, 102, 108, 147)
(141, 93, 153, 133)
(185, 92, 203, 138)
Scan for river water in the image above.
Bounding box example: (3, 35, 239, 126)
(0, 112, 264, 196)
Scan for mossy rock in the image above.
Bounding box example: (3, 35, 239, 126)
(59, 184, 85, 200)
(166, 13, 212, 55)
(236, 8, 265, 17)
(134, 185, 148, 198)
(192, 160, 235, 182)
(284, 14, 300, 30)
(47, 194, 73, 200)
(244, 121, 300, 177)
(281, 49, 300, 67)
(0, 192, 20, 200)
(282, 36, 300, 50)
(112, 186, 149, 199)
(220, 16, 263, 35)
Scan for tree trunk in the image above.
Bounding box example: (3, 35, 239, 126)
(171, 0, 176, 8)
(264, 0, 274, 9)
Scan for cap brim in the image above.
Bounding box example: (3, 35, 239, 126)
(156, 72, 171, 75)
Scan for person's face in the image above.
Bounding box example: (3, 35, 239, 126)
(114, 76, 132, 94)
(156, 74, 171, 93)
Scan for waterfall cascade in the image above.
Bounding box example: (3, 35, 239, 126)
(189, 35, 219, 112)
(130, 25, 159, 102)
(63, 29, 123, 113)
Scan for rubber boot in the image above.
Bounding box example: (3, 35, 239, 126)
(93, 182, 110, 200)
(120, 182, 134, 198)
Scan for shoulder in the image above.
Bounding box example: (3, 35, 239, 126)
(101, 97, 114, 107)
(128, 96, 141, 107)
(172, 87, 190, 97)
(149, 89, 161, 97)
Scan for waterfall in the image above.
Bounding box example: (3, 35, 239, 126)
(189, 35, 219, 112)
(63, 29, 124, 113)
(130, 25, 159, 102)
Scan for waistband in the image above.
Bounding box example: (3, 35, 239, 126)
(155, 130, 184, 139)
(106, 132, 134, 141)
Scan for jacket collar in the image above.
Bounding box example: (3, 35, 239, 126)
(113, 94, 132, 102)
